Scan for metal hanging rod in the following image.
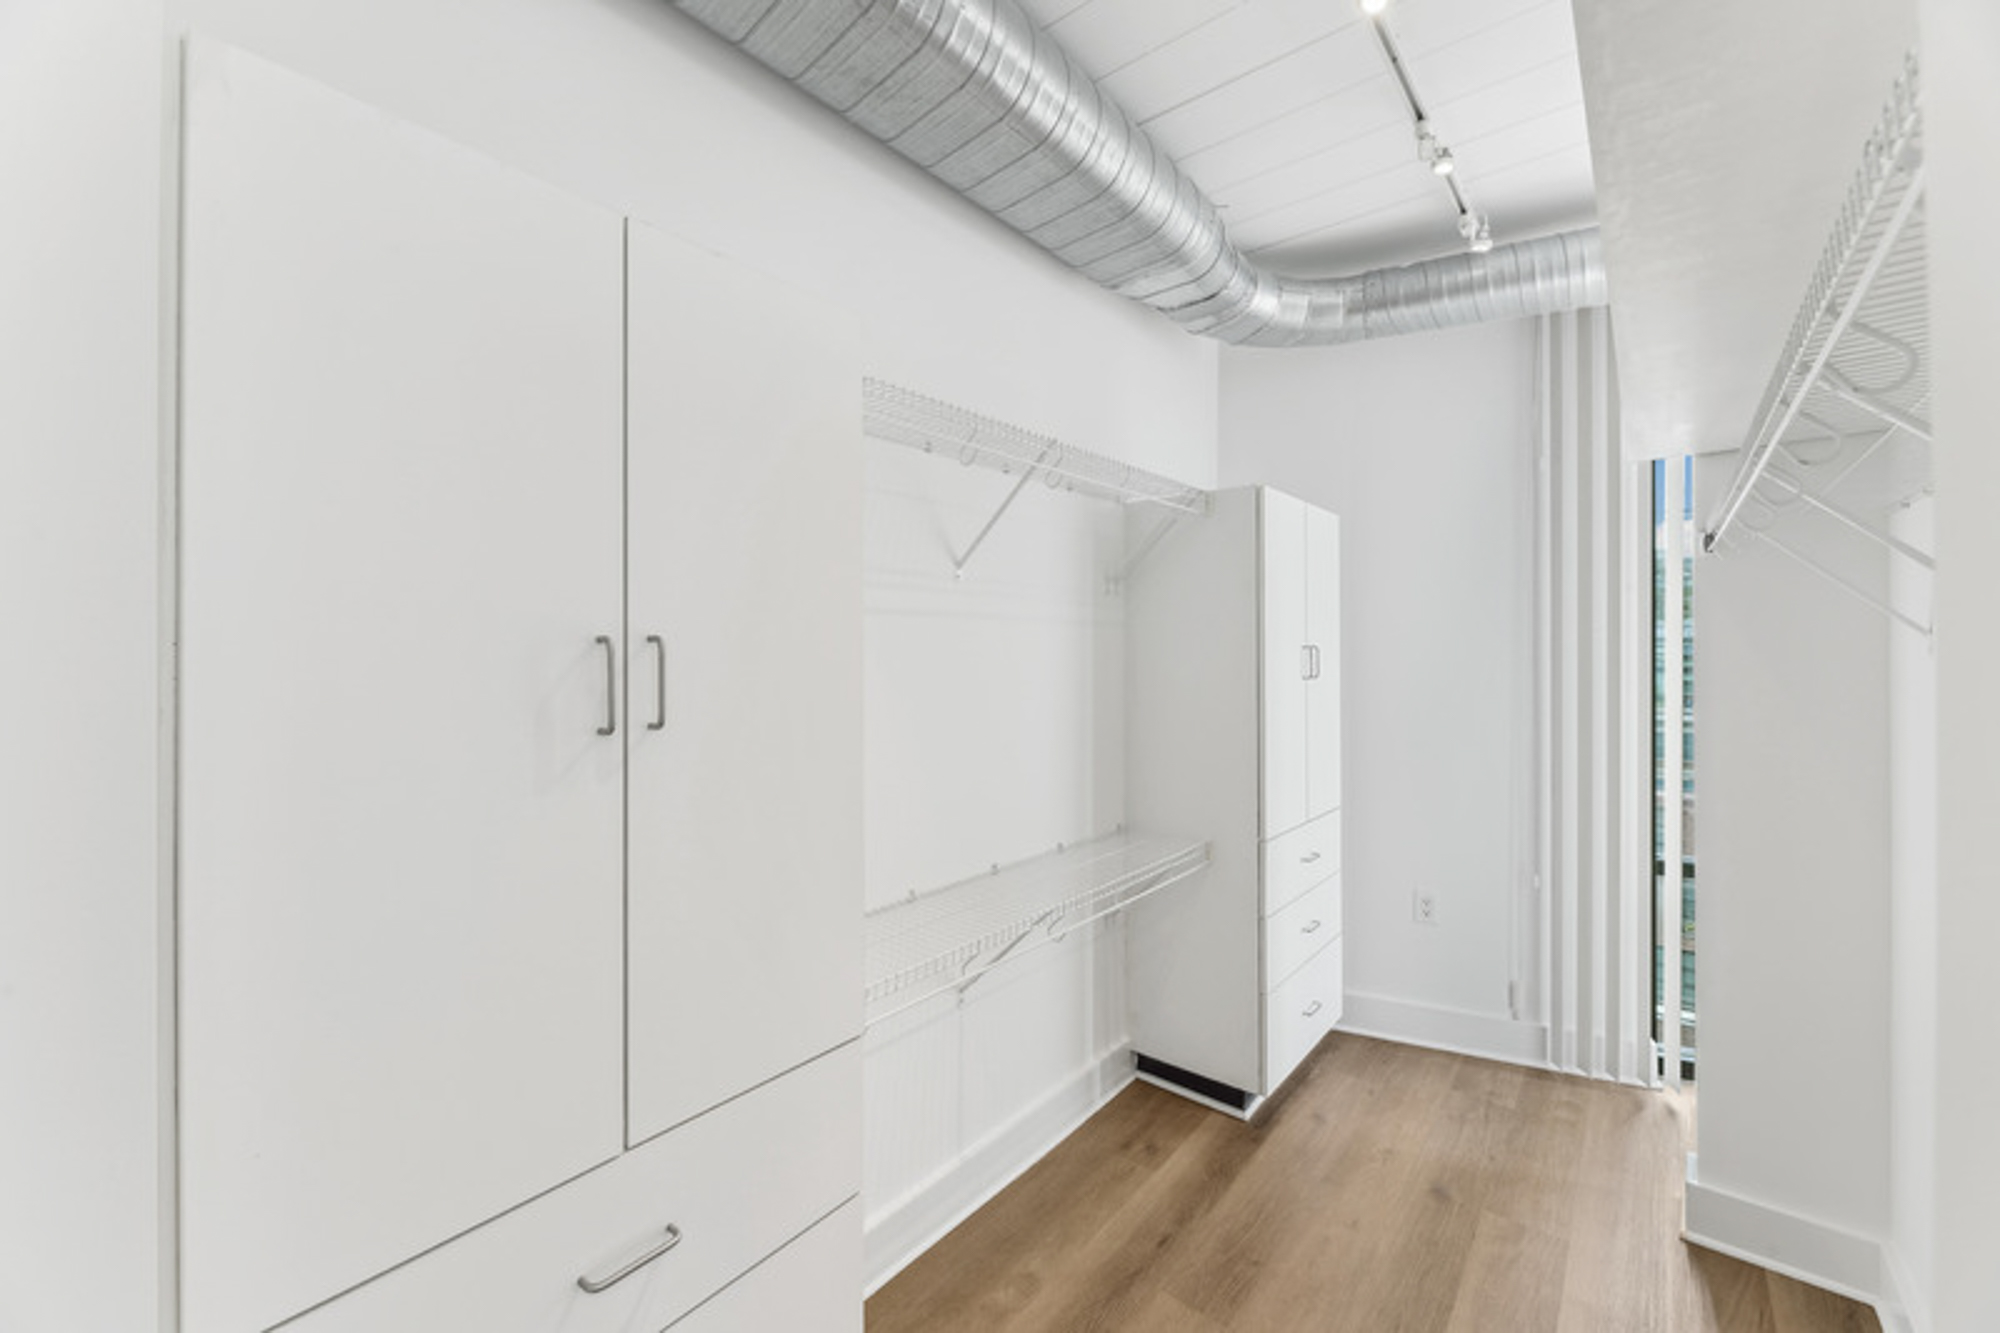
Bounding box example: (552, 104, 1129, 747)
(863, 379, 1210, 575)
(1705, 54, 1927, 552)
(862, 831, 1209, 1028)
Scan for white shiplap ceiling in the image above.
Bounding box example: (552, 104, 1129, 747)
(1013, 0, 1598, 275)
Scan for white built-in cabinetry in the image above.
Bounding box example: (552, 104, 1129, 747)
(1125, 487, 1343, 1113)
(178, 41, 859, 1332)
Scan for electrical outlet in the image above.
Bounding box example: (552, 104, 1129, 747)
(1414, 890, 1438, 926)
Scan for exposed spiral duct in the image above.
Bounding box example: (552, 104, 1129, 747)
(672, 0, 1606, 346)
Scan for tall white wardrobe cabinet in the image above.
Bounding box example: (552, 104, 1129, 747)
(178, 42, 861, 1332)
(1126, 487, 1344, 1113)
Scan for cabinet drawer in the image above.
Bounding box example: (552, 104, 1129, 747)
(1265, 943, 1342, 1095)
(670, 1199, 860, 1333)
(1264, 874, 1341, 992)
(1263, 809, 1341, 914)
(288, 1047, 859, 1333)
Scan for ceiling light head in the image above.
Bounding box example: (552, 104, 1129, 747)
(1415, 122, 1442, 167)
(1416, 121, 1454, 176)
(1459, 210, 1494, 254)
(1359, 0, 1389, 14)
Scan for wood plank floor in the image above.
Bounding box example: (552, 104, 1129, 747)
(866, 1035, 1880, 1333)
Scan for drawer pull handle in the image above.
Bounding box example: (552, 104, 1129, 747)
(647, 634, 667, 731)
(577, 1224, 683, 1294)
(1300, 851, 1322, 864)
(595, 635, 618, 737)
(1302, 919, 1322, 934)
(1302, 999, 1324, 1018)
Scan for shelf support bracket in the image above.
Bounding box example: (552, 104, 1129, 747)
(950, 447, 1053, 577)
(1818, 371, 1933, 442)
(1754, 528, 1931, 637)
(954, 909, 1057, 1000)
(1107, 511, 1184, 594)
(1760, 467, 1936, 570)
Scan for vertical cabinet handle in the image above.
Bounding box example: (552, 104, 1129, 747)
(1300, 644, 1314, 680)
(576, 1224, 683, 1294)
(646, 634, 666, 731)
(596, 635, 617, 737)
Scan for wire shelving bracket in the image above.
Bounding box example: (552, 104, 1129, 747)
(1702, 53, 1934, 637)
(863, 379, 1211, 577)
(863, 830, 1209, 1028)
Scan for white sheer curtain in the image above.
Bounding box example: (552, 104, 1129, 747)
(1532, 308, 1655, 1085)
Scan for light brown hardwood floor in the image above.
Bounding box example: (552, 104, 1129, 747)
(866, 1034, 1879, 1333)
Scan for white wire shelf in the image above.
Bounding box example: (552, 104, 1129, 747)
(864, 379, 1210, 515)
(864, 830, 1209, 1027)
(1704, 53, 1933, 636)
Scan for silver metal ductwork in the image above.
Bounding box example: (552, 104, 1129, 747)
(672, 0, 1606, 346)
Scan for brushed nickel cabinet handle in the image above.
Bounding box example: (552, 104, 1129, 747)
(647, 634, 666, 731)
(596, 635, 617, 737)
(1302, 919, 1322, 934)
(1303, 999, 1324, 1018)
(577, 1224, 683, 1294)
(1300, 850, 1322, 864)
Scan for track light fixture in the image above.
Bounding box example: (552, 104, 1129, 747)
(1459, 210, 1493, 254)
(1373, 18, 1497, 258)
(1415, 121, 1454, 175)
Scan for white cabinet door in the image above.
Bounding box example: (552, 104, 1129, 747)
(179, 42, 626, 1333)
(625, 222, 863, 1144)
(1304, 505, 1342, 819)
(1260, 489, 1310, 838)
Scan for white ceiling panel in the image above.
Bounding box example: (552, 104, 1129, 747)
(1015, 0, 1598, 274)
(1214, 120, 1414, 226)
(1246, 195, 1465, 274)
(1177, 79, 1404, 190)
(1230, 174, 1442, 253)
(1138, 34, 1388, 165)
(1429, 55, 1586, 151)
(1455, 106, 1591, 189)
(1038, 0, 1246, 81)
(1093, 9, 1357, 126)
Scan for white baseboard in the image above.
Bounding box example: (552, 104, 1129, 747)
(1336, 990, 1552, 1071)
(1876, 1241, 1929, 1333)
(862, 1043, 1134, 1295)
(1682, 1158, 1884, 1308)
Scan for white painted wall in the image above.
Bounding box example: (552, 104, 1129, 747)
(1686, 469, 1891, 1271)
(0, 2, 172, 1329)
(1920, 2, 2000, 1327)
(1886, 497, 1936, 1330)
(1217, 320, 1542, 1055)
